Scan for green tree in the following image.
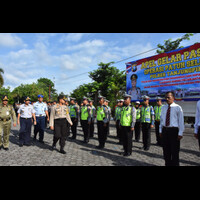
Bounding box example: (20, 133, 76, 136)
(36, 78, 57, 101)
(11, 83, 48, 103)
(0, 68, 4, 88)
(71, 62, 126, 113)
(156, 33, 195, 54)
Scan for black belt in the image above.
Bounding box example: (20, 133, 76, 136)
(163, 126, 179, 130)
(0, 118, 11, 122)
(55, 118, 66, 121)
(21, 117, 32, 120)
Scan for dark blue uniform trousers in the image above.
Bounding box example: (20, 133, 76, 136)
(34, 116, 45, 142)
(19, 117, 32, 145)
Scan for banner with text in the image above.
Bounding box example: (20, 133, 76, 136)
(126, 43, 200, 101)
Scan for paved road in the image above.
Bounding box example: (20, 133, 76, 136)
(0, 121, 199, 166)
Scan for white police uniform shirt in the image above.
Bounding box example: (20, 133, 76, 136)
(159, 102, 184, 136)
(194, 100, 200, 134)
(33, 101, 48, 117)
(18, 104, 35, 118)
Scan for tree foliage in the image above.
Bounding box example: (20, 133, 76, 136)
(156, 33, 194, 54)
(71, 62, 126, 112)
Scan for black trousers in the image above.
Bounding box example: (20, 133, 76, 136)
(197, 127, 200, 147)
(19, 117, 32, 145)
(81, 120, 90, 142)
(53, 118, 67, 149)
(71, 118, 78, 139)
(116, 120, 123, 143)
(121, 126, 133, 154)
(141, 123, 151, 149)
(155, 121, 162, 145)
(162, 127, 180, 166)
(89, 120, 94, 137)
(97, 121, 107, 147)
(134, 121, 141, 141)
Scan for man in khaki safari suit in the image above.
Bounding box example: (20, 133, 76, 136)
(0, 96, 16, 150)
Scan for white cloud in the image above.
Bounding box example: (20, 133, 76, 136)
(60, 33, 89, 43)
(0, 33, 26, 48)
(64, 39, 106, 51)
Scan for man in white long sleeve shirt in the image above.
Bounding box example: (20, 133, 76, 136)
(159, 91, 184, 166)
(194, 100, 200, 150)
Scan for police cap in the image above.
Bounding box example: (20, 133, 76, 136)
(82, 96, 88, 100)
(98, 96, 104, 100)
(70, 97, 76, 101)
(135, 101, 140, 104)
(156, 97, 162, 100)
(37, 94, 44, 98)
(142, 95, 150, 100)
(124, 94, 132, 99)
(58, 95, 65, 101)
(2, 95, 9, 101)
(25, 96, 31, 101)
(130, 74, 138, 80)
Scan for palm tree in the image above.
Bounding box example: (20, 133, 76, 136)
(0, 68, 4, 88)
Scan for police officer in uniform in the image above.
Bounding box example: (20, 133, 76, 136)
(154, 97, 163, 146)
(120, 94, 136, 156)
(128, 74, 141, 100)
(17, 96, 36, 147)
(0, 96, 16, 150)
(64, 96, 71, 139)
(140, 95, 155, 151)
(134, 101, 141, 142)
(88, 99, 96, 138)
(33, 94, 49, 143)
(96, 96, 109, 149)
(104, 99, 111, 136)
(80, 97, 91, 143)
(49, 95, 73, 154)
(114, 99, 124, 144)
(69, 97, 79, 140)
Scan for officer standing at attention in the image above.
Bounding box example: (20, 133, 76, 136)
(0, 96, 16, 150)
(50, 95, 73, 154)
(114, 99, 124, 144)
(134, 101, 141, 142)
(159, 91, 184, 166)
(17, 97, 36, 147)
(140, 95, 154, 151)
(154, 97, 163, 146)
(80, 97, 91, 143)
(33, 94, 49, 143)
(120, 94, 136, 156)
(104, 99, 111, 136)
(96, 96, 109, 149)
(69, 97, 79, 140)
(88, 99, 96, 138)
(64, 97, 71, 139)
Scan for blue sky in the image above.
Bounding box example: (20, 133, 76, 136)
(0, 33, 199, 95)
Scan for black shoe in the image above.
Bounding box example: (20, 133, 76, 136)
(96, 145, 104, 149)
(50, 145, 56, 151)
(123, 152, 131, 157)
(4, 147, 9, 151)
(39, 140, 44, 144)
(19, 143, 23, 147)
(0, 145, 2, 150)
(24, 143, 31, 146)
(60, 149, 66, 154)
